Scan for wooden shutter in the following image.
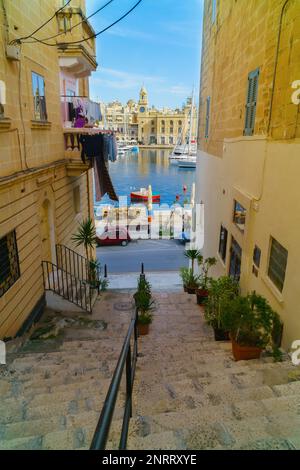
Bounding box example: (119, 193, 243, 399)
(244, 68, 259, 136)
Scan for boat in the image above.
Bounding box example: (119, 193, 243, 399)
(130, 187, 160, 203)
(178, 159, 196, 169)
(169, 89, 197, 161)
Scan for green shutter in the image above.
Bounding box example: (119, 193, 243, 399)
(244, 68, 259, 136)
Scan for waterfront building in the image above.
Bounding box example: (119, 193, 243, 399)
(100, 99, 138, 142)
(0, 0, 98, 339)
(136, 87, 197, 147)
(196, 0, 300, 349)
(100, 87, 198, 147)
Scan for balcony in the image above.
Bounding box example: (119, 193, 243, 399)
(57, 7, 97, 78)
(61, 95, 101, 128)
(63, 128, 108, 177)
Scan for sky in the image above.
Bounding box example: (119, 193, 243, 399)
(86, 0, 204, 109)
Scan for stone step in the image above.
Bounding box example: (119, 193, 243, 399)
(0, 379, 115, 415)
(128, 411, 300, 450)
(127, 430, 187, 451)
(133, 382, 278, 416)
(6, 359, 118, 381)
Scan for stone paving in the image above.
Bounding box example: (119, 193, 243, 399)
(1, 289, 300, 450)
(127, 292, 300, 450)
(0, 290, 133, 450)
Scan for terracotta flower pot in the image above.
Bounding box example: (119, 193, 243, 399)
(231, 337, 262, 361)
(138, 322, 150, 336)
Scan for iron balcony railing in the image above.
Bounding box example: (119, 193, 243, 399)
(90, 306, 139, 450)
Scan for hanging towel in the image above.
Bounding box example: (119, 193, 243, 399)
(79, 133, 119, 202)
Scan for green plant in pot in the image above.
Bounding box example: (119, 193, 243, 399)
(135, 288, 155, 336)
(196, 256, 217, 305)
(184, 249, 201, 275)
(222, 292, 282, 361)
(179, 267, 201, 294)
(204, 276, 239, 341)
(133, 275, 155, 335)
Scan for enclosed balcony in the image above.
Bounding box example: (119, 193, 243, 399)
(56, 6, 97, 78)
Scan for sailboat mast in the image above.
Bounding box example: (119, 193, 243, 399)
(188, 89, 194, 154)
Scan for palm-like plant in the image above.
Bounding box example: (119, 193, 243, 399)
(72, 218, 97, 263)
(184, 249, 202, 275)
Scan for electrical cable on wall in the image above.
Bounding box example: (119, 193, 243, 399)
(23, 0, 115, 44)
(10, 0, 71, 44)
(17, 0, 143, 47)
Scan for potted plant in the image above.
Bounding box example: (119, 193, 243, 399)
(222, 292, 282, 361)
(72, 218, 97, 263)
(179, 267, 201, 294)
(133, 276, 155, 335)
(204, 276, 239, 341)
(196, 256, 217, 304)
(137, 311, 153, 336)
(184, 249, 201, 275)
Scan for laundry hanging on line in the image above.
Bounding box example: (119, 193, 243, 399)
(79, 133, 118, 202)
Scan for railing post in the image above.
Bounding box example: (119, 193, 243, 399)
(104, 264, 108, 278)
(126, 345, 132, 418)
(141, 262, 144, 275)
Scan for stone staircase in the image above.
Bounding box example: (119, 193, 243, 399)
(1, 290, 300, 450)
(0, 291, 133, 450)
(126, 292, 300, 450)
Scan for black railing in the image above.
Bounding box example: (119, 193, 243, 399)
(42, 260, 95, 313)
(90, 307, 139, 450)
(56, 244, 89, 282)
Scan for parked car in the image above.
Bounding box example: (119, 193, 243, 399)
(96, 226, 131, 247)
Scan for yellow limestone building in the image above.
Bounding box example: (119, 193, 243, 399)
(137, 87, 198, 146)
(0, 0, 98, 339)
(196, 0, 300, 349)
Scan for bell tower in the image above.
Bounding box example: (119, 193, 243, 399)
(138, 86, 148, 113)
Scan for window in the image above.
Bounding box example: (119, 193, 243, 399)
(229, 237, 242, 281)
(178, 120, 182, 126)
(162, 128, 165, 133)
(161, 120, 165, 125)
(170, 128, 174, 134)
(268, 237, 288, 292)
(253, 245, 261, 268)
(32, 72, 47, 121)
(161, 137, 165, 145)
(169, 136, 174, 144)
(233, 200, 246, 233)
(244, 68, 259, 136)
(205, 96, 210, 138)
(73, 186, 81, 215)
(170, 120, 173, 126)
(151, 127, 155, 133)
(0, 231, 20, 297)
(212, 0, 217, 23)
(218, 225, 228, 262)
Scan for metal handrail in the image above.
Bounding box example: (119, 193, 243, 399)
(90, 307, 138, 450)
(56, 244, 100, 285)
(42, 260, 93, 313)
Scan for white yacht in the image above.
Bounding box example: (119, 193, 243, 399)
(169, 90, 197, 161)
